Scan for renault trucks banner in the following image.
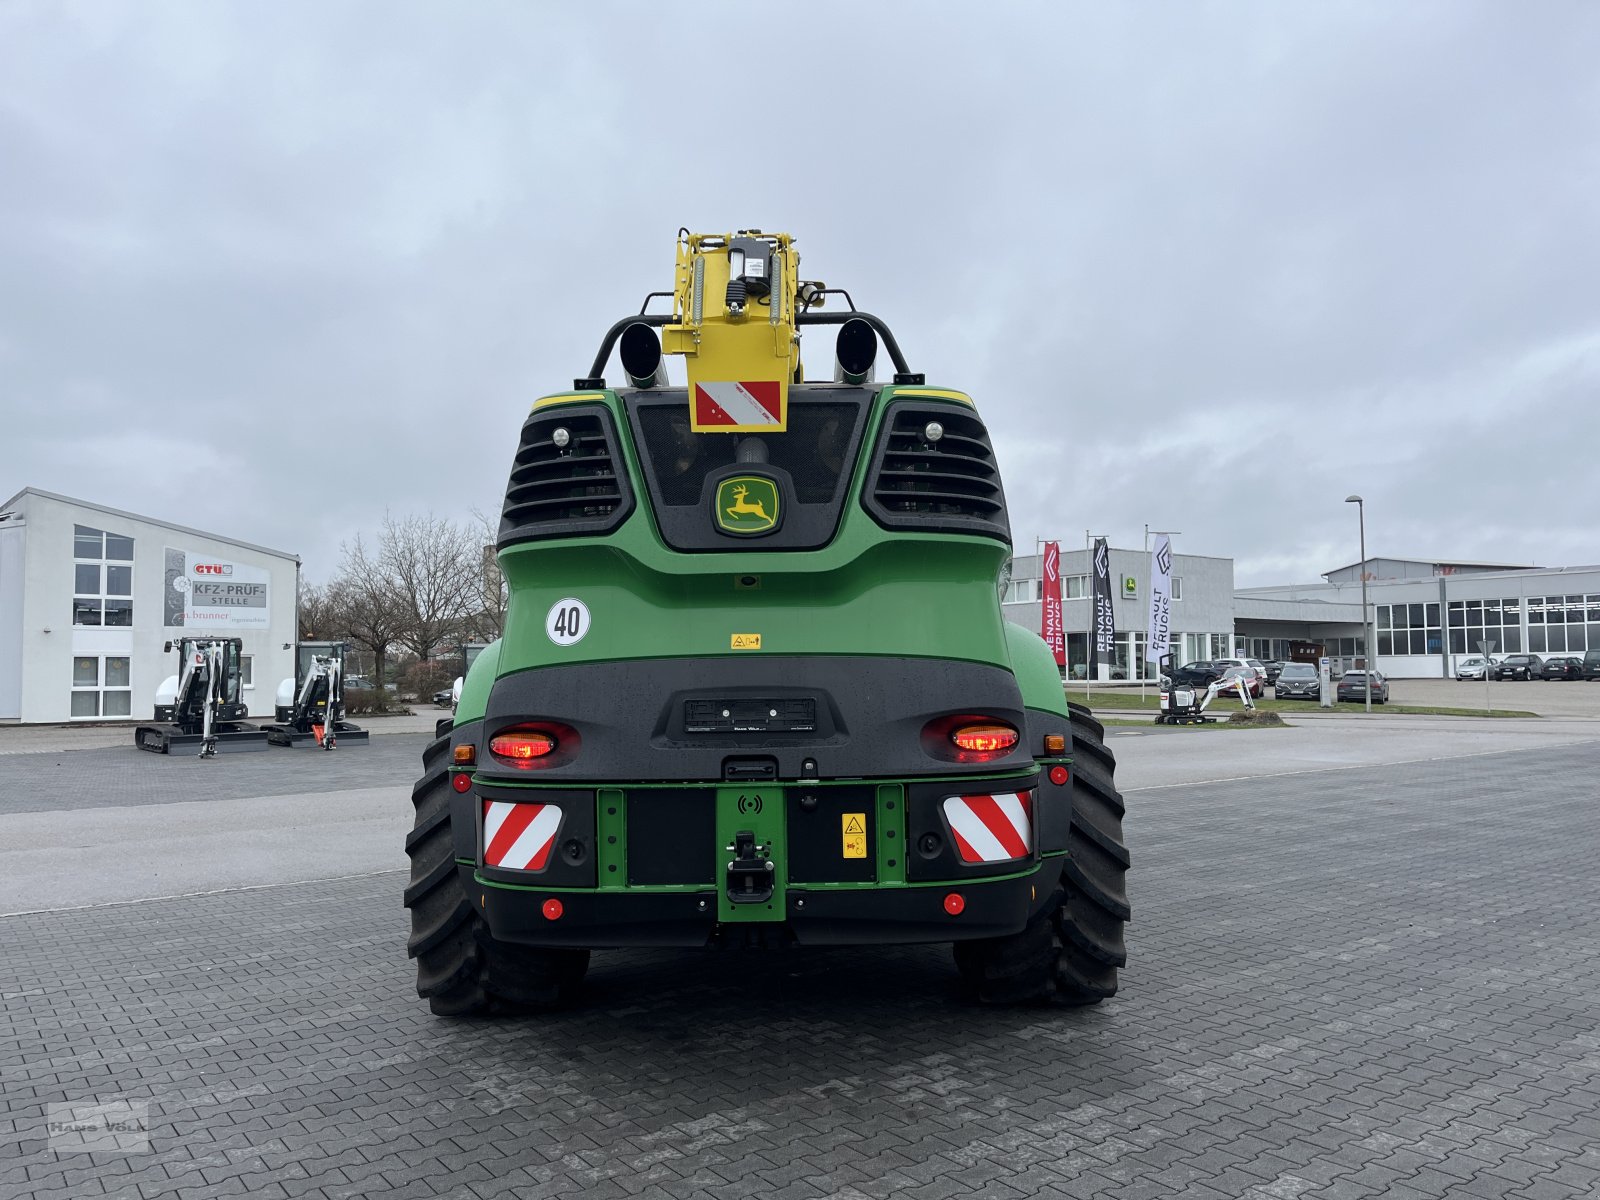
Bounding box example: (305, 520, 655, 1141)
(1041, 541, 1065, 667)
(163, 548, 270, 628)
(1146, 534, 1173, 667)
(1091, 537, 1116, 673)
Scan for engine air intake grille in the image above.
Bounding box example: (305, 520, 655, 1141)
(862, 402, 1010, 542)
(499, 406, 634, 547)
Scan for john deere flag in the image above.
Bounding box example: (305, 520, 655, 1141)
(1146, 534, 1173, 667)
(1091, 538, 1116, 675)
(1041, 542, 1065, 667)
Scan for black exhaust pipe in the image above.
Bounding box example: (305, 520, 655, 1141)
(620, 322, 669, 388)
(834, 317, 878, 386)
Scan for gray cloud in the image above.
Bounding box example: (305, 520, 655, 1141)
(2, 1, 1596, 584)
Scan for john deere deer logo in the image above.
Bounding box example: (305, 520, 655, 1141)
(715, 476, 781, 536)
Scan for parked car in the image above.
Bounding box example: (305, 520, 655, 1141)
(432, 687, 456, 707)
(1491, 654, 1544, 681)
(1454, 655, 1499, 681)
(1541, 656, 1584, 680)
(1336, 670, 1389, 703)
(1261, 660, 1288, 685)
(1217, 665, 1265, 699)
(1584, 649, 1600, 680)
(1179, 661, 1224, 684)
(1273, 662, 1321, 699)
(345, 676, 375, 691)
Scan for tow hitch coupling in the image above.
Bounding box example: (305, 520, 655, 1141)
(726, 830, 775, 905)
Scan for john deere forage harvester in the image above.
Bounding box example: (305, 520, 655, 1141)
(405, 230, 1130, 1013)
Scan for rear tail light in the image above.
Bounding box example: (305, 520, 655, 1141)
(922, 715, 1022, 762)
(489, 725, 565, 768)
(951, 723, 1018, 754)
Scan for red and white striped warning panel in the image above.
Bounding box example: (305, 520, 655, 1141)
(692, 380, 782, 429)
(942, 792, 1034, 864)
(482, 800, 561, 871)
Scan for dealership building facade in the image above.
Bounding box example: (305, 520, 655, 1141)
(1002, 546, 1600, 680)
(0, 489, 299, 724)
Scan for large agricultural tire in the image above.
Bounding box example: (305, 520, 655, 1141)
(405, 733, 589, 1015)
(954, 702, 1131, 1005)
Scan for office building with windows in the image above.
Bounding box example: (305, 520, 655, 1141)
(1238, 559, 1600, 679)
(1001, 547, 1237, 680)
(0, 488, 298, 723)
(1002, 548, 1595, 681)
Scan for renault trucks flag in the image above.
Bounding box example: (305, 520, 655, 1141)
(1091, 537, 1116, 675)
(1146, 534, 1173, 667)
(1041, 541, 1065, 667)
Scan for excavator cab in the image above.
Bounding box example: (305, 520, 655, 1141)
(264, 640, 369, 749)
(135, 637, 268, 756)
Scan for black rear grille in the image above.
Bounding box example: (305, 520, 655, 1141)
(863, 402, 1009, 542)
(499, 406, 634, 547)
(627, 387, 869, 551)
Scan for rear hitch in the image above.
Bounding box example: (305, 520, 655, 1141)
(726, 830, 775, 905)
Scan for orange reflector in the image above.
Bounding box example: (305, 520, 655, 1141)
(451, 773, 472, 793)
(1044, 733, 1066, 754)
(943, 892, 965, 916)
(951, 724, 1018, 754)
(1049, 765, 1070, 786)
(453, 744, 476, 765)
(542, 898, 564, 921)
(490, 730, 557, 762)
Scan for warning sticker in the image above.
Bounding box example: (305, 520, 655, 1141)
(841, 812, 867, 859)
(731, 633, 762, 650)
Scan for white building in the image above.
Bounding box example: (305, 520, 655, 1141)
(1001, 547, 1599, 681)
(0, 489, 299, 724)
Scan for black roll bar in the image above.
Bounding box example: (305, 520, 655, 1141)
(578, 310, 916, 389)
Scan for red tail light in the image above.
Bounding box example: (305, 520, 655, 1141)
(951, 723, 1018, 754)
(490, 728, 557, 765)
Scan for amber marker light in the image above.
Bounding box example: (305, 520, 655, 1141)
(1043, 733, 1066, 754)
(453, 744, 477, 766)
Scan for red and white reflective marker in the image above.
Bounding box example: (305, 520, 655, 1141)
(482, 800, 561, 871)
(943, 892, 965, 915)
(541, 898, 564, 921)
(1049, 765, 1069, 786)
(693, 380, 781, 429)
(942, 792, 1034, 864)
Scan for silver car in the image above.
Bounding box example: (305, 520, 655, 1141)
(1455, 655, 1497, 681)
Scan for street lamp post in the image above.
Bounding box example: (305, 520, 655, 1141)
(1345, 495, 1372, 714)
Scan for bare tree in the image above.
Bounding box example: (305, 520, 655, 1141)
(379, 512, 477, 663)
(464, 507, 508, 641)
(296, 581, 343, 641)
(330, 534, 408, 700)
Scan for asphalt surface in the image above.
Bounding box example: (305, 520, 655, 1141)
(3, 717, 1600, 1199)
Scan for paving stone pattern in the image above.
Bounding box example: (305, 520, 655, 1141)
(3, 743, 1599, 1199)
(0, 735, 431, 817)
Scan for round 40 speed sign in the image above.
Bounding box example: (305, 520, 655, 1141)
(545, 597, 590, 646)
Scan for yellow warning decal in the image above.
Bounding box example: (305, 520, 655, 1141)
(842, 813, 867, 859)
(731, 633, 762, 650)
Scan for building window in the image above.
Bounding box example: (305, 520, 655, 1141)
(1170, 576, 1183, 601)
(1065, 574, 1088, 599)
(1526, 594, 1598, 655)
(241, 655, 254, 689)
(1378, 602, 1443, 656)
(72, 524, 134, 627)
(1446, 596, 1522, 656)
(70, 655, 132, 719)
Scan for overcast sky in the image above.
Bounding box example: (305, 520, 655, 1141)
(3, 1, 1596, 587)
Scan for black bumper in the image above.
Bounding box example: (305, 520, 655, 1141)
(468, 862, 1053, 949)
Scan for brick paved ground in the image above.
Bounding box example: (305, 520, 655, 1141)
(1, 736, 428, 816)
(3, 742, 1598, 1199)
